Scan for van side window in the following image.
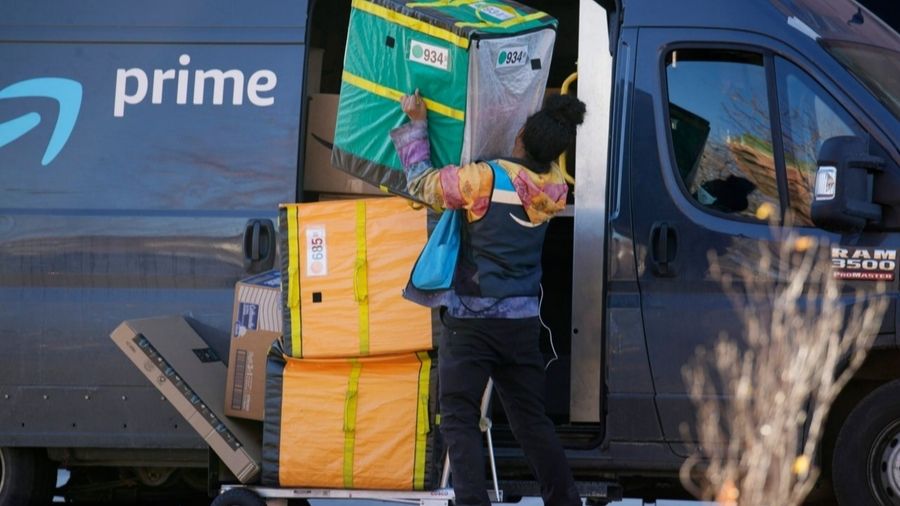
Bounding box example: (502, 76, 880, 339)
(665, 50, 779, 220)
(775, 57, 866, 226)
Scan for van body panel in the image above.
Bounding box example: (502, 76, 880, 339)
(601, 26, 665, 445)
(0, 1, 306, 44)
(0, 8, 306, 448)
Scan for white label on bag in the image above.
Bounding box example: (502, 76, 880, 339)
(306, 226, 328, 277)
(409, 40, 450, 71)
(469, 2, 515, 21)
(497, 46, 529, 68)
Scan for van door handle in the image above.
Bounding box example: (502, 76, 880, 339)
(650, 222, 677, 277)
(243, 219, 276, 273)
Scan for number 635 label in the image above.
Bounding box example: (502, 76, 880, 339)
(306, 226, 328, 277)
(409, 40, 450, 71)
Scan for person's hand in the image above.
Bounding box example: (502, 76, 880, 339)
(401, 89, 427, 122)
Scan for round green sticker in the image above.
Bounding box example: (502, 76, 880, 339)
(498, 51, 507, 65)
(412, 44, 424, 58)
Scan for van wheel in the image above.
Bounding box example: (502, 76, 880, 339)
(211, 488, 266, 506)
(833, 379, 900, 505)
(0, 447, 56, 506)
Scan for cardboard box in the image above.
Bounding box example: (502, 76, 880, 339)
(307, 48, 324, 96)
(110, 316, 262, 484)
(225, 270, 282, 421)
(262, 340, 442, 490)
(279, 198, 434, 358)
(304, 93, 383, 196)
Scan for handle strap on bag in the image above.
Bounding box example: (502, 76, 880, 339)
(413, 352, 433, 489)
(342, 359, 363, 488)
(354, 201, 371, 355)
(286, 206, 303, 356)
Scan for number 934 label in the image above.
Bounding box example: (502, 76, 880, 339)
(306, 226, 328, 277)
(410, 40, 450, 71)
(497, 46, 529, 68)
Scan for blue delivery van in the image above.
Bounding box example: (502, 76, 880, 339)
(1, 0, 899, 504)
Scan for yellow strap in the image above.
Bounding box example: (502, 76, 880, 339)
(408, 0, 479, 8)
(407, 0, 523, 28)
(352, 0, 469, 49)
(455, 10, 548, 29)
(354, 201, 370, 356)
(342, 71, 465, 122)
(413, 352, 432, 489)
(342, 359, 363, 488)
(286, 206, 302, 356)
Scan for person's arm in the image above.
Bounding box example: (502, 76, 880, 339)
(390, 90, 492, 220)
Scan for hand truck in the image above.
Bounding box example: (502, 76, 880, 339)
(211, 381, 501, 506)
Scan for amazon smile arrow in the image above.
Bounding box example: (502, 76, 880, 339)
(0, 77, 83, 166)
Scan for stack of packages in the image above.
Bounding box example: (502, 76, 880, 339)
(263, 197, 441, 490)
(262, 0, 557, 491)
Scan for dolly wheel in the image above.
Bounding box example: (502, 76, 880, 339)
(211, 488, 266, 506)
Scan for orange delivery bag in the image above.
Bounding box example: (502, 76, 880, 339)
(262, 339, 442, 490)
(279, 197, 436, 358)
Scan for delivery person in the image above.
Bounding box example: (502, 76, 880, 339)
(391, 89, 586, 506)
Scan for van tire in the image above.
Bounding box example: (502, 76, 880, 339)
(833, 379, 900, 506)
(211, 488, 267, 506)
(0, 447, 55, 506)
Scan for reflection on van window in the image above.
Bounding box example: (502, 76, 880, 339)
(666, 50, 779, 220)
(775, 57, 865, 226)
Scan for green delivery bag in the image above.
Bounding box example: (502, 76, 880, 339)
(332, 0, 557, 199)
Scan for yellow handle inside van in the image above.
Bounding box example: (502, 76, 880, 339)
(558, 71, 578, 186)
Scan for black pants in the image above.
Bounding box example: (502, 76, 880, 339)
(439, 314, 580, 506)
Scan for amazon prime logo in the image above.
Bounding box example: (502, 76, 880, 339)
(0, 77, 83, 166)
(113, 54, 277, 117)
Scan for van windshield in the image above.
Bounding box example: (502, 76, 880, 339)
(823, 41, 900, 120)
(772, 0, 900, 120)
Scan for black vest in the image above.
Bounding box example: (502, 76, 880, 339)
(454, 161, 547, 298)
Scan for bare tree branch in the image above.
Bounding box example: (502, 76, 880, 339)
(681, 220, 888, 506)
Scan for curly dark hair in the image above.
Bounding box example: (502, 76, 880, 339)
(521, 94, 586, 169)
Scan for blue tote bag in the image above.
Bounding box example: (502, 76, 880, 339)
(410, 209, 461, 291)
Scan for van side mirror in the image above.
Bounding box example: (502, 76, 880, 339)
(810, 136, 883, 232)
